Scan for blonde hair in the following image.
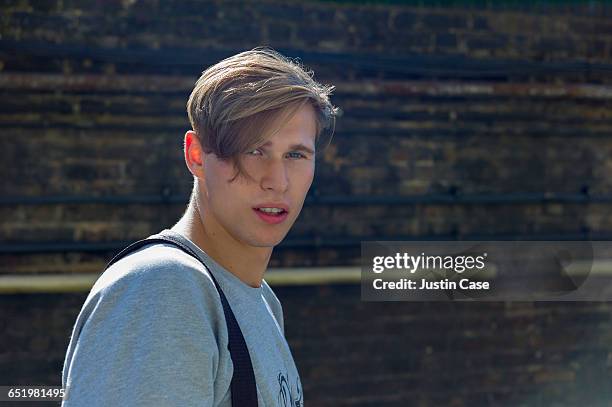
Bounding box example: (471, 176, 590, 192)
(187, 46, 339, 182)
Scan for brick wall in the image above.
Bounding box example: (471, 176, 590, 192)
(1, 1, 612, 405)
(3, 288, 612, 406)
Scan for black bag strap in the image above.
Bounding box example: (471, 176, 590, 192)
(104, 235, 259, 407)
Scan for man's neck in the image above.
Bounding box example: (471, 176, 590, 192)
(170, 204, 271, 288)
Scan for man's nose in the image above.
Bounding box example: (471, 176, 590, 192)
(260, 158, 289, 192)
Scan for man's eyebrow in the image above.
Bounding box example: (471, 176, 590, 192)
(259, 141, 315, 155)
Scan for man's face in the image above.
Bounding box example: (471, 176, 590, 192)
(198, 103, 317, 248)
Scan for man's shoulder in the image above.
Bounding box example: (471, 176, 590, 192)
(90, 241, 216, 298)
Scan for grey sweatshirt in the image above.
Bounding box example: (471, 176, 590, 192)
(61, 229, 303, 406)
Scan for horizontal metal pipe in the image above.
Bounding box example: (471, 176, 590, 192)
(6, 262, 612, 294)
(0, 191, 608, 206)
(0, 267, 362, 293)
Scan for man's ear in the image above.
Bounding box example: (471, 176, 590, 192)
(184, 130, 205, 179)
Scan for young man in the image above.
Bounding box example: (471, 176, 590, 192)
(61, 47, 338, 406)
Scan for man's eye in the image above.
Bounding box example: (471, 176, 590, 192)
(246, 149, 262, 156)
(287, 152, 306, 159)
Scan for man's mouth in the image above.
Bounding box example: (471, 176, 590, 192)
(254, 207, 287, 216)
(253, 205, 289, 224)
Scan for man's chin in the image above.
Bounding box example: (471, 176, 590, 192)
(249, 233, 287, 248)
